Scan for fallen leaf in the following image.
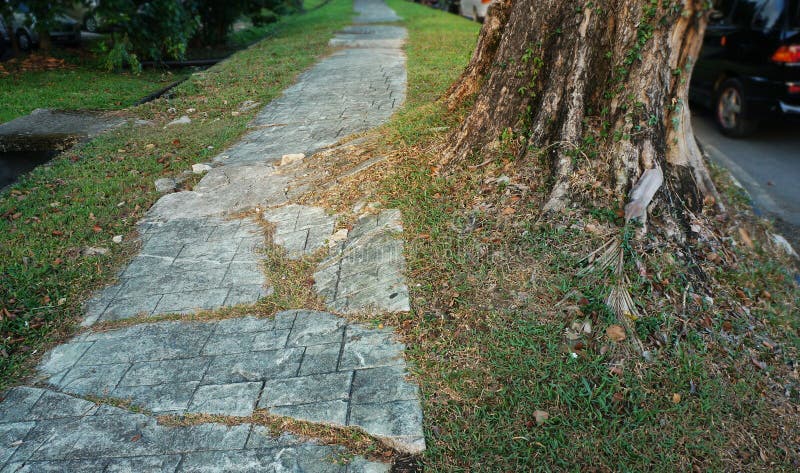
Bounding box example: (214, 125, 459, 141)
(672, 393, 681, 404)
(130, 434, 141, 442)
(92, 225, 102, 233)
(721, 320, 732, 332)
(533, 410, 549, 425)
(606, 325, 626, 342)
(501, 206, 515, 215)
(738, 227, 754, 249)
(751, 358, 767, 370)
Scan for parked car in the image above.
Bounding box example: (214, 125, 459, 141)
(459, 0, 494, 22)
(12, 3, 81, 51)
(690, 0, 800, 136)
(0, 16, 11, 57)
(64, 0, 111, 33)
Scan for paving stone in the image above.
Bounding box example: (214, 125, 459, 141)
(350, 366, 418, 404)
(259, 372, 353, 407)
(120, 358, 210, 386)
(270, 400, 349, 426)
(339, 326, 405, 370)
(264, 205, 336, 259)
(113, 382, 200, 413)
(0, 422, 35, 465)
(154, 288, 231, 314)
(55, 363, 130, 396)
(214, 316, 275, 334)
(313, 210, 410, 313)
(0, 387, 388, 470)
(251, 329, 290, 351)
(169, 423, 251, 452)
(348, 401, 425, 453)
(82, 216, 269, 324)
(202, 349, 303, 384)
(287, 311, 347, 347)
(0, 387, 44, 423)
(187, 382, 262, 416)
(346, 458, 392, 473)
(104, 455, 182, 472)
(223, 285, 272, 307)
(29, 389, 97, 420)
(298, 343, 342, 376)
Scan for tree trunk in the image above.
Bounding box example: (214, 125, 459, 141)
(443, 0, 721, 224)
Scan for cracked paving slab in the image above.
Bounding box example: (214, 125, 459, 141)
(263, 205, 337, 259)
(314, 210, 410, 313)
(35, 311, 425, 453)
(7, 0, 422, 468)
(0, 387, 389, 472)
(83, 217, 272, 326)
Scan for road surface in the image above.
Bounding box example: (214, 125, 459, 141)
(692, 110, 800, 251)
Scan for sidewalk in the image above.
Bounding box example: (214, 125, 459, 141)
(0, 1, 423, 471)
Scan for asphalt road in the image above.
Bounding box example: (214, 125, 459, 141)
(692, 110, 800, 251)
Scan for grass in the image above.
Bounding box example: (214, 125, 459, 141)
(0, 7, 314, 124)
(0, 62, 179, 124)
(1, 0, 798, 470)
(0, 0, 353, 387)
(375, 1, 800, 471)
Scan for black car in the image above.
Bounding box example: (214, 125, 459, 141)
(691, 0, 800, 136)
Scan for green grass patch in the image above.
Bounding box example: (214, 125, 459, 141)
(0, 66, 180, 124)
(0, 0, 353, 386)
(377, 1, 800, 471)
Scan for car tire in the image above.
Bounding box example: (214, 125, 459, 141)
(16, 30, 31, 52)
(714, 78, 757, 137)
(473, 6, 480, 22)
(84, 15, 98, 33)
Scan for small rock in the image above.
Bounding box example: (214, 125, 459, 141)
(238, 100, 261, 112)
(154, 178, 177, 193)
(81, 247, 108, 256)
(145, 143, 155, 150)
(231, 111, 240, 117)
(192, 163, 212, 174)
(495, 174, 511, 185)
(280, 153, 305, 166)
(134, 119, 154, 126)
(353, 201, 366, 213)
(770, 233, 798, 258)
(329, 229, 349, 247)
(112, 235, 123, 244)
(606, 324, 626, 342)
(186, 108, 196, 113)
(167, 107, 177, 114)
(167, 115, 191, 126)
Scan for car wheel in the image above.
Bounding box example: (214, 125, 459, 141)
(84, 15, 98, 33)
(16, 30, 31, 52)
(714, 78, 757, 137)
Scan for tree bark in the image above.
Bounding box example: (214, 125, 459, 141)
(443, 0, 721, 222)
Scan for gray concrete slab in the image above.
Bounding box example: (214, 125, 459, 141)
(0, 387, 385, 472)
(6, 1, 422, 467)
(36, 312, 424, 452)
(314, 210, 411, 313)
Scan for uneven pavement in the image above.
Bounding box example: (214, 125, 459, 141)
(1, 1, 423, 471)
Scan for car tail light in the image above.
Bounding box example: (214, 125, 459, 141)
(772, 45, 800, 64)
(789, 83, 800, 94)
(481, 0, 492, 3)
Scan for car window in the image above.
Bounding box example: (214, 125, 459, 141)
(752, 0, 785, 30)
